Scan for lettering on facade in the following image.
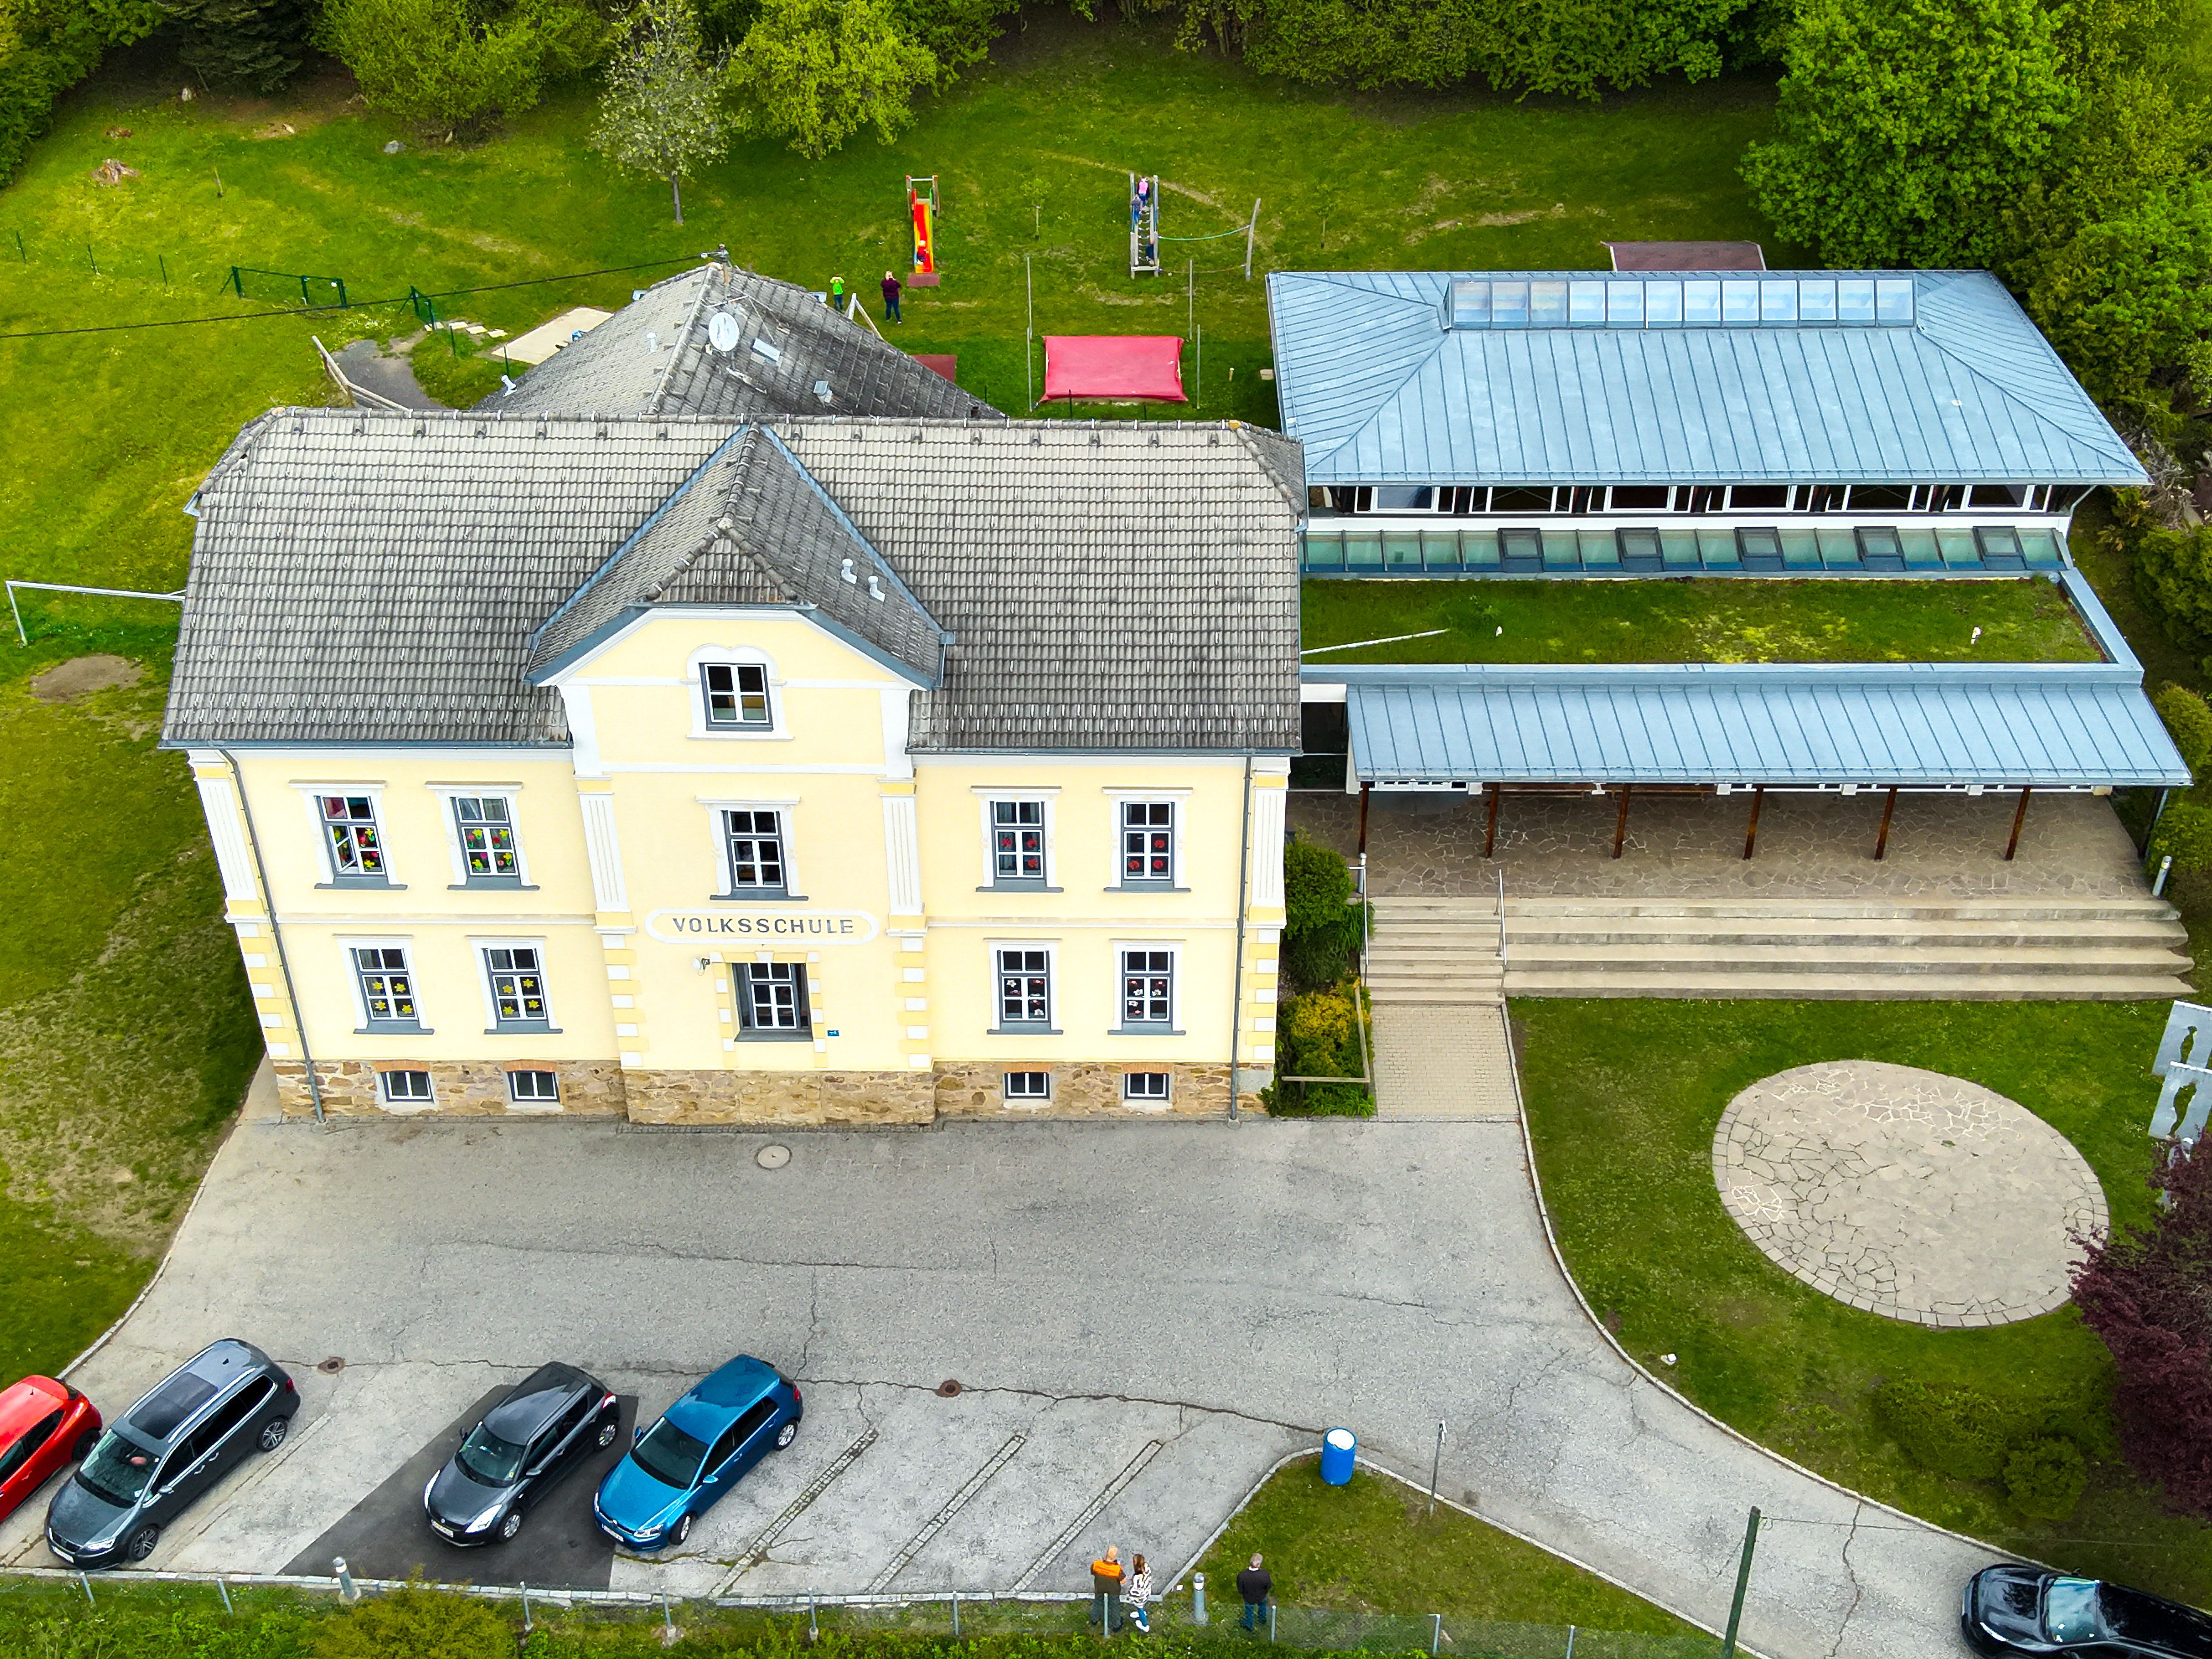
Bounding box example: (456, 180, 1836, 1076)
(645, 908, 881, 946)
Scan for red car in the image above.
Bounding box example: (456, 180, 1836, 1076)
(0, 1377, 101, 1522)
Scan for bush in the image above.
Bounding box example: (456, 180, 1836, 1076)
(2154, 683, 2212, 780)
(2133, 522, 2212, 649)
(1871, 1380, 2021, 1480)
(1280, 989, 1355, 1078)
(2005, 1436, 2089, 1519)
(312, 1584, 512, 1659)
(2073, 1142, 2212, 1517)
(2149, 799, 2212, 873)
(0, 0, 163, 186)
(317, 0, 602, 135)
(1282, 835, 1360, 992)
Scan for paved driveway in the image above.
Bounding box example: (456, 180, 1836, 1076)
(1, 1077, 1996, 1657)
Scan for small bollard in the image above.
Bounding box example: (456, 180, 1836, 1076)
(662, 1590, 674, 1635)
(78, 1571, 95, 1606)
(1269, 1603, 1277, 1644)
(952, 1592, 961, 1637)
(1565, 1626, 1577, 1659)
(809, 1595, 819, 1643)
(217, 1578, 233, 1615)
(1193, 1572, 1208, 1626)
(2156, 853, 2174, 898)
(521, 1583, 532, 1633)
(1430, 1613, 1442, 1656)
(335, 1556, 359, 1603)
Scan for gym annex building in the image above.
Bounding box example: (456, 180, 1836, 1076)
(161, 406, 1300, 1123)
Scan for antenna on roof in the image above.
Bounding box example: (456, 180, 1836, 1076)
(708, 312, 740, 354)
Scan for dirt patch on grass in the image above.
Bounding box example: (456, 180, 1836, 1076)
(29, 655, 142, 703)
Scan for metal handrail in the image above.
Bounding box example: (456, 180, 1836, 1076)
(1496, 865, 1509, 970)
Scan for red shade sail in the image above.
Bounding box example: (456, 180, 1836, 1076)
(1042, 335, 1186, 403)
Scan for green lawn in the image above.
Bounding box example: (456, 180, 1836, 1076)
(1194, 1455, 1703, 1642)
(1516, 998, 2212, 1603)
(1301, 576, 2101, 664)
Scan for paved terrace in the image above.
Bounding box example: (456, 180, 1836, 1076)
(1290, 787, 2152, 901)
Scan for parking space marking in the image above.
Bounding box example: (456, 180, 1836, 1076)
(712, 1428, 877, 1593)
(866, 1433, 1026, 1592)
(1008, 1440, 1163, 1593)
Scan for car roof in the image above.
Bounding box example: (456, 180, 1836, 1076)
(483, 1364, 586, 1441)
(667, 1356, 776, 1434)
(124, 1340, 273, 1444)
(0, 1377, 67, 1439)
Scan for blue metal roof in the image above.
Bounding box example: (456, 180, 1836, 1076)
(1267, 270, 2147, 489)
(1343, 669, 2185, 787)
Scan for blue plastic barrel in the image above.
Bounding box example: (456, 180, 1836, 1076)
(1321, 1427, 1356, 1485)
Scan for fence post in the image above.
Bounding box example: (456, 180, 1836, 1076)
(1193, 1573, 1207, 1626)
(15, 229, 25, 262)
(336, 276, 348, 308)
(521, 1583, 531, 1633)
(1268, 1603, 1276, 1644)
(1718, 1507, 1760, 1659)
(229, 266, 243, 299)
(87, 242, 97, 275)
(218, 1578, 233, 1615)
(1428, 1421, 1444, 1516)
(662, 1590, 674, 1638)
(1430, 1613, 1441, 1656)
(952, 1592, 960, 1637)
(77, 1572, 94, 1605)
(159, 253, 168, 286)
(809, 1595, 818, 1642)
(335, 1556, 359, 1603)
(1564, 1626, 1575, 1659)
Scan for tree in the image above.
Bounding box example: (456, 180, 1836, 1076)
(1740, 0, 2075, 266)
(2072, 1142, 2212, 1517)
(166, 0, 313, 92)
(317, 0, 601, 137)
(884, 0, 1013, 79)
(726, 0, 935, 159)
(0, 0, 163, 184)
(593, 0, 725, 224)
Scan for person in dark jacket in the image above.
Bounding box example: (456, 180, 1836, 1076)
(881, 270, 902, 322)
(1238, 1554, 1272, 1631)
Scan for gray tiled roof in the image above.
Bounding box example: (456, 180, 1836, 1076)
(163, 410, 1301, 755)
(498, 264, 997, 422)
(526, 426, 945, 684)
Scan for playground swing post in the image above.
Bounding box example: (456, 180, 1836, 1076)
(1024, 254, 1035, 411)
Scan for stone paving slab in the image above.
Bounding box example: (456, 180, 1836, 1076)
(1371, 1004, 1519, 1119)
(1293, 789, 2150, 901)
(1712, 1060, 2109, 1326)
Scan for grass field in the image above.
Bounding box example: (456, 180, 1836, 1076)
(1194, 1455, 1701, 1640)
(1300, 576, 2100, 664)
(1516, 998, 2212, 1603)
(0, 18, 1785, 1376)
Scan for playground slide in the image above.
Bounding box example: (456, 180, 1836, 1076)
(910, 191, 938, 286)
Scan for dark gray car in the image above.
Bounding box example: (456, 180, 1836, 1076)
(424, 1363, 619, 1546)
(46, 1339, 297, 1568)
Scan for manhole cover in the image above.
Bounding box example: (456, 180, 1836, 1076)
(317, 1357, 346, 1374)
(936, 1379, 962, 1397)
(757, 1144, 791, 1170)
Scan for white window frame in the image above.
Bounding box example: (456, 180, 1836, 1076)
(294, 782, 398, 888)
(379, 1069, 435, 1110)
(426, 784, 531, 889)
(1004, 1070, 1053, 1104)
(687, 646, 789, 741)
(989, 940, 1059, 1034)
(471, 936, 557, 1034)
(734, 961, 813, 1039)
(1112, 940, 1181, 1035)
(507, 1069, 561, 1107)
(974, 787, 1059, 890)
(1123, 1071, 1172, 1104)
(1104, 788, 1191, 891)
(340, 936, 429, 1034)
(700, 797, 802, 899)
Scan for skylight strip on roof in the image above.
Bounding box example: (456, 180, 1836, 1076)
(1446, 275, 1915, 330)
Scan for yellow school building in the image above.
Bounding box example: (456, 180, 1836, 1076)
(162, 410, 1300, 1123)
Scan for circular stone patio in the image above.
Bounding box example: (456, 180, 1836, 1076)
(1712, 1061, 2108, 1327)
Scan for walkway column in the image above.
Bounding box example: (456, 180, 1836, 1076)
(1611, 784, 1632, 860)
(1741, 786, 1765, 860)
(2005, 786, 2032, 862)
(1483, 782, 1500, 859)
(1873, 786, 1898, 861)
(1357, 781, 1372, 856)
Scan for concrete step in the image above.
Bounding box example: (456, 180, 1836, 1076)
(1503, 942, 2192, 977)
(1503, 895, 2178, 923)
(1503, 969, 2193, 1001)
(1501, 916, 2187, 950)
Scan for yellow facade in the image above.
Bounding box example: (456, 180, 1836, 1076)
(189, 608, 1287, 1123)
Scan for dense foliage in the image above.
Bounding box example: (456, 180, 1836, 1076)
(315, 0, 602, 134)
(2073, 1142, 2212, 1516)
(594, 0, 724, 220)
(166, 0, 312, 90)
(0, 0, 160, 182)
(1280, 835, 1360, 992)
(725, 0, 936, 156)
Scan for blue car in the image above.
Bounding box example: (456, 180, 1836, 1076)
(593, 1357, 801, 1550)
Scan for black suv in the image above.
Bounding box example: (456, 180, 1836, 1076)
(46, 1339, 298, 1567)
(425, 1363, 619, 1546)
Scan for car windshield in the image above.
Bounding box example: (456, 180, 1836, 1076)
(73, 1430, 158, 1507)
(2045, 1579, 2104, 1644)
(630, 1418, 708, 1490)
(455, 1423, 528, 1486)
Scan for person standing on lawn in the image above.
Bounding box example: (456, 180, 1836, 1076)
(1125, 1553, 1154, 1633)
(1091, 1545, 1125, 1632)
(830, 274, 845, 309)
(881, 269, 902, 323)
(1238, 1554, 1272, 1632)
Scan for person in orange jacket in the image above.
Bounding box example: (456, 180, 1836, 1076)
(1090, 1545, 1125, 1632)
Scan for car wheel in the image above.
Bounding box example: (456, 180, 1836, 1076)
(774, 1420, 797, 1451)
(672, 1513, 692, 1547)
(256, 1417, 288, 1453)
(498, 1510, 523, 1543)
(124, 1524, 160, 1563)
(597, 1418, 619, 1449)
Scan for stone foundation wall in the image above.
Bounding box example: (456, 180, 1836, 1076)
(272, 1058, 630, 1119)
(624, 1067, 937, 1126)
(935, 1060, 1245, 1118)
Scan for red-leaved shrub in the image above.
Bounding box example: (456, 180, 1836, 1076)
(2071, 1142, 2212, 1516)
